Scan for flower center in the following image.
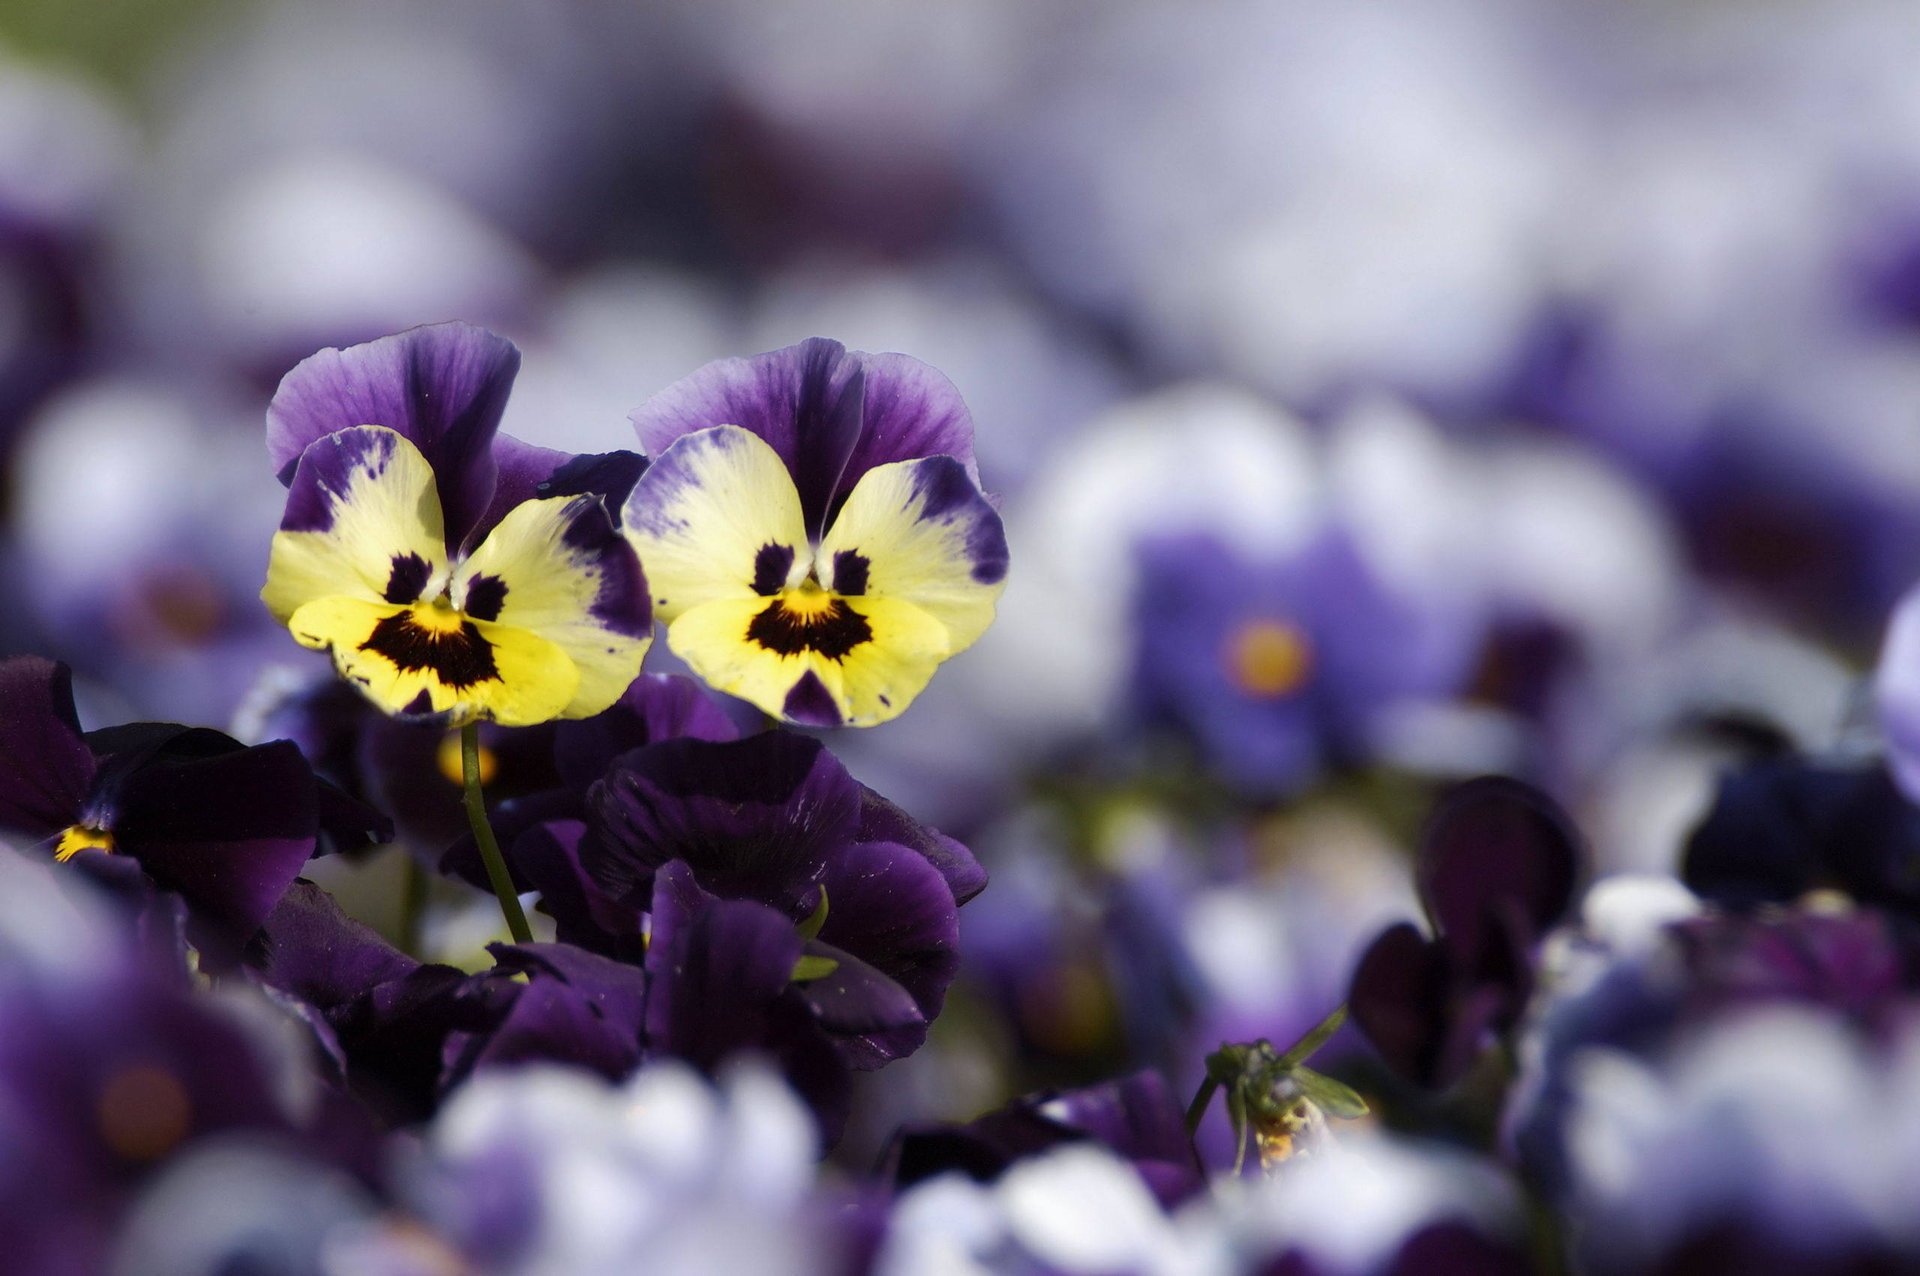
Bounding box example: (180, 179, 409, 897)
(53, 824, 115, 862)
(1224, 619, 1313, 699)
(361, 600, 502, 689)
(746, 583, 874, 660)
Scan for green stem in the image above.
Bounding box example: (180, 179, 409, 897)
(461, 721, 532, 944)
(1185, 1075, 1220, 1135)
(399, 852, 429, 956)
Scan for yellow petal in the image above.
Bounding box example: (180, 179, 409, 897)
(816, 456, 1007, 653)
(453, 495, 652, 719)
(623, 426, 810, 623)
(287, 595, 580, 727)
(263, 426, 449, 624)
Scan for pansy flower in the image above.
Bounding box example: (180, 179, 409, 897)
(0, 656, 386, 959)
(583, 730, 985, 1068)
(1349, 776, 1581, 1089)
(261, 322, 651, 727)
(624, 338, 1009, 727)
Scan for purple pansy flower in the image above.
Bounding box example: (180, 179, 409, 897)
(260, 322, 652, 726)
(623, 337, 1008, 727)
(1131, 529, 1485, 795)
(1350, 776, 1581, 1089)
(885, 1069, 1205, 1209)
(583, 730, 984, 1069)
(0, 656, 386, 958)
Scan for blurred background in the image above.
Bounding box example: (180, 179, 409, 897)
(2, 0, 1916, 1168)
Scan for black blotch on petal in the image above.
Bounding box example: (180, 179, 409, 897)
(832, 550, 870, 596)
(752, 543, 796, 596)
(361, 612, 501, 689)
(384, 553, 433, 604)
(464, 574, 509, 622)
(747, 599, 873, 660)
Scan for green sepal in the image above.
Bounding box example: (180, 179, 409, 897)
(790, 954, 840, 983)
(796, 886, 829, 941)
(1293, 1066, 1369, 1118)
(1274, 1005, 1347, 1072)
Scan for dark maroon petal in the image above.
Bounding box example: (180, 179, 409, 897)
(251, 880, 419, 1010)
(266, 322, 519, 551)
(643, 861, 851, 1141)
(1419, 776, 1581, 964)
(553, 674, 739, 790)
(518, 820, 646, 954)
(839, 351, 980, 506)
(643, 861, 804, 1065)
(628, 337, 865, 537)
(0, 656, 94, 838)
(445, 943, 648, 1085)
(816, 839, 960, 1029)
(1046, 1070, 1202, 1204)
(1381, 1223, 1536, 1276)
(585, 732, 862, 909)
(795, 938, 925, 1067)
(1349, 922, 1456, 1088)
(856, 786, 987, 905)
(109, 741, 320, 947)
(479, 434, 649, 541)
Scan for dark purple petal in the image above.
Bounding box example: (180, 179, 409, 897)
(628, 338, 865, 536)
(839, 352, 980, 505)
(480, 434, 649, 541)
(445, 943, 648, 1085)
(508, 819, 645, 957)
(642, 860, 852, 1138)
(0, 657, 94, 839)
(109, 740, 321, 951)
(816, 839, 961, 1036)
(1419, 777, 1581, 964)
(1350, 922, 1458, 1088)
(1381, 1224, 1536, 1276)
(251, 880, 418, 1010)
(795, 938, 925, 1063)
(856, 786, 987, 906)
(584, 732, 862, 909)
(552, 674, 739, 790)
(266, 322, 519, 551)
(1045, 1070, 1203, 1204)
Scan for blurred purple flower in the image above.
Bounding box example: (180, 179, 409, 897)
(1350, 776, 1581, 1089)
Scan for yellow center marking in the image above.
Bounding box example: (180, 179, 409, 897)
(1224, 619, 1314, 699)
(96, 1065, 191, 1162)
(54, 824, 115, 862)
(437, 732, 499, 787)
(776, 582, 840, 618)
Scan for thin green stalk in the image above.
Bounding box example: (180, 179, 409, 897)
(399, 852, 429, 955)
(1185, 1075, 1219, 1135)
(461, 721, 532, 944)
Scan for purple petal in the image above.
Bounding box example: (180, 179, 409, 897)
(266, 322, 519, 551)
(448, 943, 648, 1084)
(856, 786, 987, 905)
(642, 860, 804, 1065)
(584, 732, 862, 909)
(0, 657, 94, 839)
(477, 433, 649, 542)
(1348, 921, 1453, 1087)
(552, 674, 739, 790)
(840, 351, 980, 503)
(816, 839, 960, 1031)
(1418, 776, 1581, 964)
(1045, 1070, 1202, 1203)
(252, 880, 418, 1010)
(628, 338, 864, 536)
(795, 938, 925, 1066)
(110, 741, 320, 949)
